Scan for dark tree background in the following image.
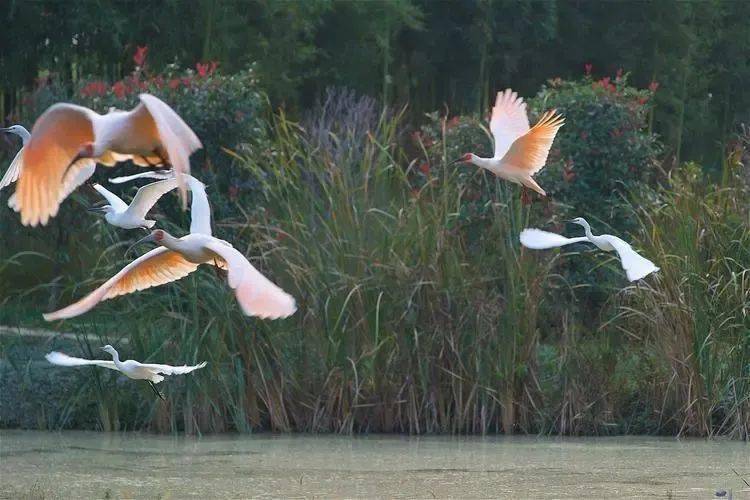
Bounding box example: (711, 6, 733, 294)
(1, 0, 748, 167)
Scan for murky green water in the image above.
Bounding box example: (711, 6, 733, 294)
(1, 430, 748, 499)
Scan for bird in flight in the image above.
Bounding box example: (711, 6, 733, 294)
(88, 174, 184, 230)
(10, 94, 201, 226)
(44, 176, 297, 321)
(0, 125, 30, 193)
(453, 89, 564, 203)
(46, 345, 207, 400)
(520, 217, 659, 282)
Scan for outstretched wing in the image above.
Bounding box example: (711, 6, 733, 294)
(125, 178, 179, 219)
(45, 351, 117, 370)
(8, 158, 96, 213)
(500, 110, 564, 175)
(14, 103, 96, 226)
(602, 235, 660, 282)
(93, 183, 129, 212)
(140, 361, 208, 375)
(203, 240, 297, 319)
(519, 228, 589, 250)
(490, 89, 530, 159)
(44, 247, 199, 321)
(135, 94, 202, 207)
(0, 148, 24, 192)
(187, 176, 211, 236)
(109, 169, 174, 184)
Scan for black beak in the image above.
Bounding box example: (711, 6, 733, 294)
(125, 233, 156, 257)
(449, 158, 463, 166)
(87, 206, 107, 214)
(0, 128, 10, 134)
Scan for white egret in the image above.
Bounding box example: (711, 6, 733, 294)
(45, 345, 207, 399)
(452, 89, 564, 201)
(88, 177, 180, 230)
(0, 125, 30, 192)
(519, 217, 660, 282)
(11, 94, 201, 227)
(44, 176, 297, 321)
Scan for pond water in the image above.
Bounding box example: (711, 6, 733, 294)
(0, 430, 748, 498)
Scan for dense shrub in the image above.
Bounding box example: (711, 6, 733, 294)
(415, 74, 661, 230)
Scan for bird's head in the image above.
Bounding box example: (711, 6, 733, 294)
(77, 142, 96, 159)
(1, 125, 30, 142)
(125, 229, 167, 256)
(450, 153, 475, 166)
(87, 204, 113, 216)
(100, 345, 116, 355)
(1, 125, 25, 135)
(568, 217, 590, 228)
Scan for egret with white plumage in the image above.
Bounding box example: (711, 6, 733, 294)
(0, 125, 30, 192)
(44, 176, 297, 321)
(11, 94, 201, 226)
(88, 177, 180, 230)
(45, 345, 207, 399)
(519, 217, 659, 282)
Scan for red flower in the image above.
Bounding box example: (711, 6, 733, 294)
(446, 116, 460, 129)
(584, 63, 593, 76)
(80, 81, 107, 97)
(112, 81, 128, 99)
(649, 81, 659, 93)
(637, 97, 648, 105)
(182, 77, 192, 87)
(168, 78, 181, 90)
(419, 162, 430, 175)
(196, 63, 209, 77)
(133, 46, 148, 67)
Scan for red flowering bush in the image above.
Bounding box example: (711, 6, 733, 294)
(19, 47, 271, 221)
(530, 73, 661, 230)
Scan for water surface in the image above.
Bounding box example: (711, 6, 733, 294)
(1, 430, 748, 498)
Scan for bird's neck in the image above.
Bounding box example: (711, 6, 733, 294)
(158, 233, 185, 253)
(17, 128, 31, 144)
(580, 223, 595, 240)
(470, 155, 496, 171)
(109, 350, 123, 368)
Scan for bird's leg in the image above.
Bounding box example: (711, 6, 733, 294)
(148, 381, 166, 401)
(520, 186, 532, 206)
(213, 258, 224, 278)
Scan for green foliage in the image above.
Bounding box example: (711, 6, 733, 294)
(531, 75, 662, 230)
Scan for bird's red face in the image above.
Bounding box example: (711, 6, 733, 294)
(450, 153, 473, 166)
(78, 142, 95, 158)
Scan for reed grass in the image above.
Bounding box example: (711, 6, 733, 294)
(1, 100, 747, 437)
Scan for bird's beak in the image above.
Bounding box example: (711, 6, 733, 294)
(87, 206, 107, 214)
(125, 233, 156, 257)
(99, 347, 107, 351)
(449, 158, 463, 166)
(0, 128, 10, 133)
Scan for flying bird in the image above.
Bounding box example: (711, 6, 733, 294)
(519, 217, 659, 282)
(44, 176, 297, 321)
(46, 345, 207, 400)
(11, 94, 201, 226)
(88, 177, 181, 230)
(453, 89, 564, 202)
(0, 125, 31, 193)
